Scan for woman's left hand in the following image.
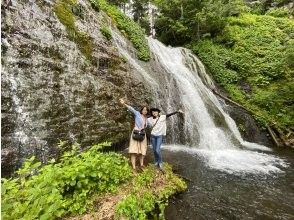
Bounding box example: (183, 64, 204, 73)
(178, 109, 184, 114)
(119, 98, 125, 105)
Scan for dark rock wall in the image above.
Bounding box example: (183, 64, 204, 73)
(226, 105, 275, 147)
(1, 0, 152, 176)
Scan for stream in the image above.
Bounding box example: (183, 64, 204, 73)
(159, 146, 294, 220)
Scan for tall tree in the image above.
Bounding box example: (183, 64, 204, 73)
(153, 0, 248, 45)
(132, 0, 149, 22)
(132, 0, 150, 33)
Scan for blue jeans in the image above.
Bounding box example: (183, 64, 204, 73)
(151, 135, 163, 166)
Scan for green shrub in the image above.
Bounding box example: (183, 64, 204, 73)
(191, 14, 294, 129)
(116, 192, 155, 220)
(90, 0, 150, 61)
(285, 39, 294, 69)
(266, 7, 291, 18)
(1, 142, 132, 220)
(115, 164, 187, 219)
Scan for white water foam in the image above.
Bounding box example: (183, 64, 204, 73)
(162, 144, 288, 175)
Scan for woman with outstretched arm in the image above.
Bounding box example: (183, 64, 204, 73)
(119, 98, 149, 171)
(147, 108, 183, 170)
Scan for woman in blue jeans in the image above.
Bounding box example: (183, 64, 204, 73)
(147, 108, 183, 169)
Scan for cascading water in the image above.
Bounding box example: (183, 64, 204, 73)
(111, 28, 183, 143)
(112, 30, 288, 174)
(148, 38, 288, 174)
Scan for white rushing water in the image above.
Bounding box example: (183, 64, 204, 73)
(111, 30, 288, 174)
(148, 38, 288, 174)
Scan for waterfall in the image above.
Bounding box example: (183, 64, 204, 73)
(149, 39, 273, 151)
(111, 31, 287, 174)
(149, 39, 240, 149)
(148, 38, 287, 174)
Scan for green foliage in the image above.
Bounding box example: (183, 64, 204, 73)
(266, 7, 291, 17)
(247, 0, 293, 15)
(285, 39, 294, 69)
(132, 0, 149, 23)
(191, 14, 294, 129)
(189, 40, 240, 85)
(2, 142, 132, 220)
(153, 0, 249, 45)
(116, 167, 158, 220)
(108, 0, 129, 7)
(100, 25, 112, 40)
(54, 0, 93, 61)
(115, 164, 187, 219)
(116, 192, 155, 220)
(91, 0, 150, 61)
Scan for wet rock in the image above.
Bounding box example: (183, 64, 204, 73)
(226, 104, 275, 147)
(1, 0, 152, 177)
(1, 148, 18, 177)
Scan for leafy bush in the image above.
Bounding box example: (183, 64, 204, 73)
(116, 192, 155, 220)
(189, 40, 240, 85)
(1, 142, 132, 220)
(90, 0, 150, 61)
(266, 7, 291, 18)
(115, 164, 187, 219)
(191, 14, 294, 129)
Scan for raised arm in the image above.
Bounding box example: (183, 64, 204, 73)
(166, 109, 184, 118)
(119, 98, 140, 116)
(119, 98, 128, 108)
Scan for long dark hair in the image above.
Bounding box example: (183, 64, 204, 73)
(140, 106, 149, 115)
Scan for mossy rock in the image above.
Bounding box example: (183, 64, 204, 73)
(54, 0, 93, 61)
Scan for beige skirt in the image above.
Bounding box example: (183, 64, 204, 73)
(129, 131, 147, 156)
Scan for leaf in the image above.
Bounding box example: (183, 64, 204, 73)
(70, 180, 76, 186)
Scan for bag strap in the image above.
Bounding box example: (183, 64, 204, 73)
(140, 115, 147, 130)
(151, 117, 160, 132)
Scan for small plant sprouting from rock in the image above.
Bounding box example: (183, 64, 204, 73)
(100, 25, 112, 40)
(54, 0, 93, 61)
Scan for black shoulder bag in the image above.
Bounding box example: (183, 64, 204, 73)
(132, 117, 147, 142)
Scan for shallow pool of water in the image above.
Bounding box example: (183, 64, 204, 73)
(145, 145, 294, 220)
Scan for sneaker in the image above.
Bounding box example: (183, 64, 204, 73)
(158, 164, 165, 173)
(158, 163, 163, 170)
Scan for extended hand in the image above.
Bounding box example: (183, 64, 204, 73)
(119, 98, 125, 105)
(178, 109, 184, 114)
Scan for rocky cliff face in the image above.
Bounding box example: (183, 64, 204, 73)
(1, 0, 277, 177)
(1, 0, 152, 176)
